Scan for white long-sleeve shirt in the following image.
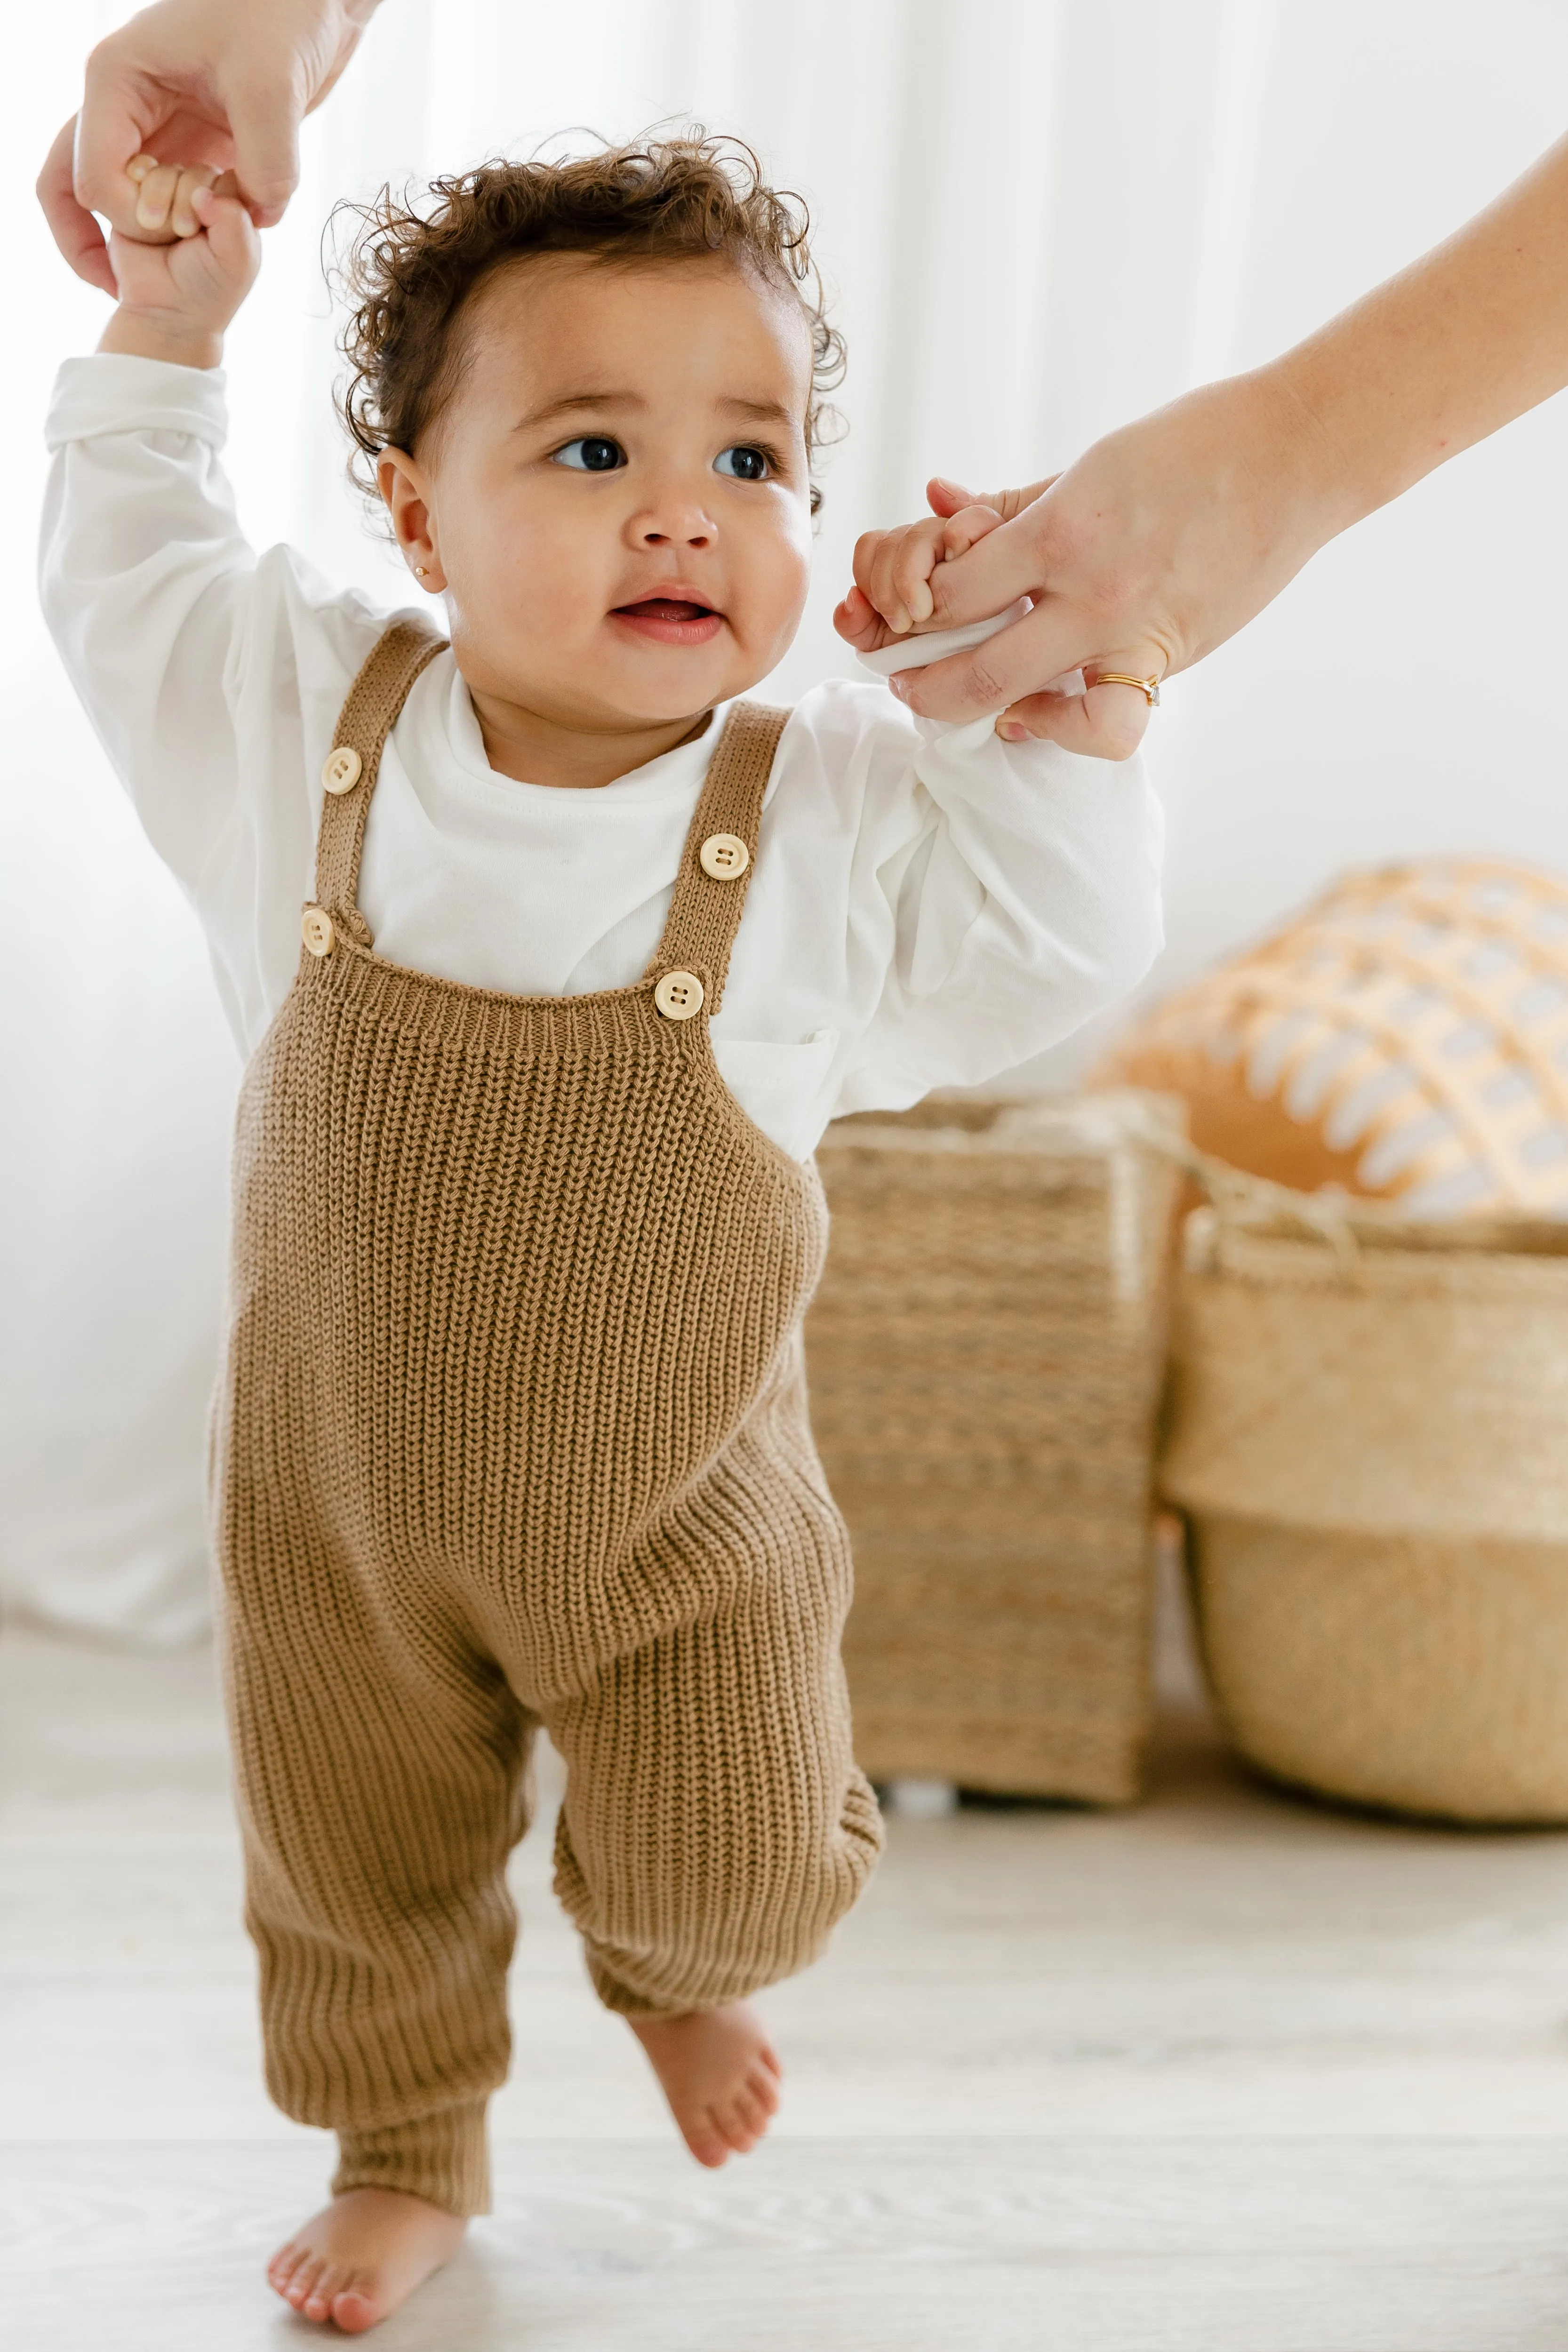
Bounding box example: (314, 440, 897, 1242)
(40, 356, 1163, 1160)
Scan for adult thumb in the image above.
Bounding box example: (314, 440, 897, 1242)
(927, 477, 975, 520)
(928, 473, 1058, 525)
(223, 76, 303, 224)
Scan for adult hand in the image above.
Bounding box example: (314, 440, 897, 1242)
(891, 367, 1343, 760)
(879, 127, 1568, 760)
(38, 0, 381, 298)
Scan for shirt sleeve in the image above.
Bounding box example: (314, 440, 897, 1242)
(802, 615, 1165, 1114)
(38, 354, 410, 1045)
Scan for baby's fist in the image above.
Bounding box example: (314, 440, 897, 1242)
(101, 181, 261, 368)
(834, 499, 1004, 653)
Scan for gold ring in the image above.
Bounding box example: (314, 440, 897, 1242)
(1092, 671, 1162, 706)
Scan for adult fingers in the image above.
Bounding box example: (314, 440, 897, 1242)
(996, 678, 1152, 762)
(928, 472, 1058, 525)
(892, 595, 1104, 723)
(898, 598, 1170, 738)
(37, 116, 116, 295)
(71, 47, 179, 233)
(926, 475, 973, 520)
(222, 72, 303, 225)
(132, 161, 182, 234)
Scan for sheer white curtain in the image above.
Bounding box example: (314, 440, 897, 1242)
(9, 0, 1568, 1638)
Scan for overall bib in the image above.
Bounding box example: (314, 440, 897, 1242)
(213, 623, 882, 2215)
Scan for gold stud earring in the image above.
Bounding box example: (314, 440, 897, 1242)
(414, 564, 429, 578)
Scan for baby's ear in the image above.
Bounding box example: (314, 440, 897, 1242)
(376, 448, 440, 576)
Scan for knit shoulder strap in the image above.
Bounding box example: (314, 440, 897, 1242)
(314, 618, 448, 926)
(647, 700, 790, 1014)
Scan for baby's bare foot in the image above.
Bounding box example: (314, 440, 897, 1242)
(628, 1999, 782, 2168)
(266, 2186, 465, 2333)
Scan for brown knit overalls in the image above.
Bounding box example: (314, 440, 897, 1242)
(213, 622, 883, 2217)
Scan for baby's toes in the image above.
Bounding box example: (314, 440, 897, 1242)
(266, 2239, 304, 2291)
(723, 2091, 769, 2150)
(747, 2056, 783, 2112)
(685, 2111, 734, 2168)
(330, 2278, 383, 2336)
(285, 2253, 328, 2311)
(302, 2260, 349, 2320)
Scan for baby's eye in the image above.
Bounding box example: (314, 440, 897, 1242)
(713, 445, 772, 482)
(552, 436, 626, 472)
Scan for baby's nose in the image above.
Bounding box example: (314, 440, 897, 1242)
(638, 505, 715, 549)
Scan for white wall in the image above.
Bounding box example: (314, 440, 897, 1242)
(1152, 4, 1568, 1013)
(8, 1, 1568, 1634)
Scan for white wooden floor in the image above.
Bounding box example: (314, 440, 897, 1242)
(6, 1580, 1568, 2349)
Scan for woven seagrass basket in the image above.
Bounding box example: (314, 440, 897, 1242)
(1161, 1197, 1568, 1822)
(807, 1091, 1185, 1804)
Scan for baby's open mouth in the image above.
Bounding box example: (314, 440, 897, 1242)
(611, 596, 726, 645)
(615, 598, 718, 623)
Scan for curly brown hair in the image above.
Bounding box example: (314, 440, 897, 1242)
(333, 130, 845, 518)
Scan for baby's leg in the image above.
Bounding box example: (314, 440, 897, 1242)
(221, 1549, 533, 2329)
(544, 1499, 884, 2165)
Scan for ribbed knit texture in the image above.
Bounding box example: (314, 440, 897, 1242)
(212, 624, 882, 2217)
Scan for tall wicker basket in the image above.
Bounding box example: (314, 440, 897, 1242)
(807, 1092, 1184, 1804)
(1161, 1197, 1568, 1822)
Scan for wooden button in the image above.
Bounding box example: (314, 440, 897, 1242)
(699, 832, 750, 880)
(321, 746, 363, 796)
(654, 969, 704, 1021)
(301, 905, 335, 957)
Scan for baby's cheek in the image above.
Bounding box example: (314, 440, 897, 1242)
(485, 509, 600, 633)
(736, 514, 812, 653)
(442, 519, 600, 694)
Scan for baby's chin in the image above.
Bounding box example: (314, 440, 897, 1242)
(541, 651, 771, 726)
(454, 611, 790, 731)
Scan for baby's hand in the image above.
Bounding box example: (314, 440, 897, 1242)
(98, 165, 261, 370)
(833, 499, 1005, 654)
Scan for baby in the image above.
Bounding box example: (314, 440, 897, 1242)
(42, 134, 1162, 2333)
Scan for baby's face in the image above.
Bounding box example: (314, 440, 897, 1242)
(381, 252, 815, 733)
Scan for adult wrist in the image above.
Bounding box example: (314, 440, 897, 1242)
(1264, 341, 1400, 545)
(98, 310, 224, 370)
